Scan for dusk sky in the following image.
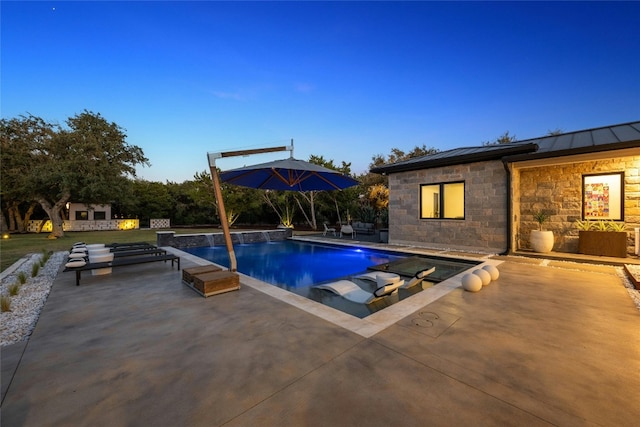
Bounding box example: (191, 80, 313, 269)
(3, 1, 639, 183)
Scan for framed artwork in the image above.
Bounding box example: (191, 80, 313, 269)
(582, 172, 624, 220)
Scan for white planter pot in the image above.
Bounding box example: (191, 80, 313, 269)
(530, 230, 554, 253)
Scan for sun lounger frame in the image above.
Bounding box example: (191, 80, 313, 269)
(64, 254, 180, 286)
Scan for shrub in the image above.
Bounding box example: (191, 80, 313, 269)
(607, 221, 626, 232)
(8, 283, 20, 296)
(17, 271, 28, 284)
(1, 295, 11, 312)
(31, 262, 40, 277)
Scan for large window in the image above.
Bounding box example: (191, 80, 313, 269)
(420, 181, 465, 219)
(94, 211, 106, 220)
(75, 211, 88, 220)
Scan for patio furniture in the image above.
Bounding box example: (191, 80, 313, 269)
(323, 223, 336, 236)
(399, 267, 436, 289)
(340, 224, 355, 239)
(182, 265, 223, 284)
(315, 272, 403, 304)
(187, 270, 240, 297)
(63, 253, 180, 286)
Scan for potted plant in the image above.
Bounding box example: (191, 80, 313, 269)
(576, 220, 627, 257)
(530, 210, 554, 253)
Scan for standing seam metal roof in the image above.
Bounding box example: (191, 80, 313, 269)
(371, 121, 640, 174)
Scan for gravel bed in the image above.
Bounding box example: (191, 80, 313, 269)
(0, 251, 66, 347)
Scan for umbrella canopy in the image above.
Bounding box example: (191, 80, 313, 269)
(219, 157, 359, 191)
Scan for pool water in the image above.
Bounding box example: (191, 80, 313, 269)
(184, 240, 478, 318)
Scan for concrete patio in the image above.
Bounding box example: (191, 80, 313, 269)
(2, 245, 639, 426)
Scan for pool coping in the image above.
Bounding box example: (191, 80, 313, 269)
(166, 240, 502, 338)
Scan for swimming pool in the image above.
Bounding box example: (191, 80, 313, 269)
(184, 240, 480, 318)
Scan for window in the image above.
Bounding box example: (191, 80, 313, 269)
(94, 211, 106, 220)
(75, 211, 88, 220)
(420, 181, 465, 219)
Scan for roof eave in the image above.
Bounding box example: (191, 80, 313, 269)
(371, 143, 538, 175)
(504, 140, 640, 162)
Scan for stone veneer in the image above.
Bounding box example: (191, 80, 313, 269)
(156, 228, 293, 248)
(388, 159, 509, 253)
(514, 153, 640, 254)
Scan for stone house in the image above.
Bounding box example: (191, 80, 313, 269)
(371, 121, 640, 255)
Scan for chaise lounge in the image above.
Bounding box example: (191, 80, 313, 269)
(64, 253, 180, 286)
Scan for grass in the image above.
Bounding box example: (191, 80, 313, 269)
(8, 282, 20, 296)
(0, 228, 222, 273)
(1, 295, 11, 312)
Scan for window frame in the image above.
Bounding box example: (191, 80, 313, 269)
(420, 181, 465, 220)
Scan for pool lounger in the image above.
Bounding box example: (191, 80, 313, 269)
(63, 254, 181, 286)
(354, 267, 436, 289)
(315, 272, 404, 304)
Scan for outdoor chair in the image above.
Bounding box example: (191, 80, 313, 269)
(399, 267, 436, 288)
(340, 224, 355, 239)
(315, 271, 403, 304)
(323, 223, 336, 236)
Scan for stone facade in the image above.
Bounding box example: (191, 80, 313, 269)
(26, 219, 139, 232)
(514, 152, 640, 254)
(388, 160, 509, 253)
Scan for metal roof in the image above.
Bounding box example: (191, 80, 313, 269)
(371, 121, 640, 174)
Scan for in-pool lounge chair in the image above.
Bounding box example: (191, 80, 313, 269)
(315, 271, 403, 304)
(356, 267, 436, 289)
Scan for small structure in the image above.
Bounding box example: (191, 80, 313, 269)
(372, 121, 640, 256)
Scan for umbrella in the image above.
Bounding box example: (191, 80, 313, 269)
(219, 157, 359, 191)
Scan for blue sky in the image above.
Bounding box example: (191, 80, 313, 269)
(3, 1, 639, 183)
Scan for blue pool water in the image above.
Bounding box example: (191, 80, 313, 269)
(184, 240, 478, 318)
(185, 240, 404, 290)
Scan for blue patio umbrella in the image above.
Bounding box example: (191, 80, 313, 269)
(219, 157, 359, 191)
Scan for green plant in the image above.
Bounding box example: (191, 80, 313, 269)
(8, 283, 20, 296)
(1, 295, 11, 312)
(594, 220, 609, 231)
(31, 262, 40, 277)
(533, 211, 550, 231)
(17, 271, 27, 284)
(574, 219, 593, 231)
(40, 249, 51, 266)
(607, 221, 626, 232)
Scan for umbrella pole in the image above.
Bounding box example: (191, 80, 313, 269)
(210, 165, 237, 272)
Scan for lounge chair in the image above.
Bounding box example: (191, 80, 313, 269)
(356, 267, 436, 289)
(399, 267, 436, 288)
(340, 224, 355, 239)
(315, 272, 403, 304)
(64, 254, 180, 286)
(323, 223, 336, 236)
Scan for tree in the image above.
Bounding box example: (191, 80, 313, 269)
(0, 115, 56, 233)
(358, 144, 439, 221)
(483, 131, 517, 146)
(25, 111, 148, 238)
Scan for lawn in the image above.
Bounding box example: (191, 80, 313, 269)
(0, 228, 220, 272)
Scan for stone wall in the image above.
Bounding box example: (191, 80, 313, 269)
(388, 160, 509, 253)
(26, 219, 139, 232)
(157, 229, 292, 248)
(516, 153, 640, 254)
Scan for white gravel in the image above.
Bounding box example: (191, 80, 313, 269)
(1, 251, 66, 347)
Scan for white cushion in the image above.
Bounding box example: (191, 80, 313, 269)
(68, 253, 86, 259)
(65, 260, 86, 268)
(71, 248, 87, 253)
